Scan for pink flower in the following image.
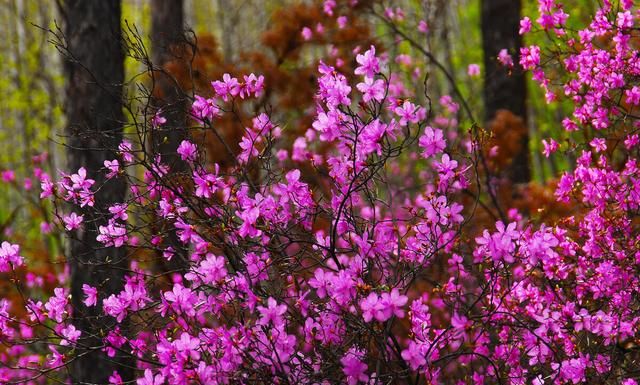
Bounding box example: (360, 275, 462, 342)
(626, 86, 640, 105)
(136, 369, 164, 385)
(394, 100, 419, 126)
(41, 180, 55, 201)
(109, 371, 123, 385)
(0, 241, 23, 272)
(60, 324, 81, 346)
(337, 16, 348, 29)
(118, 140, 134, 163)
(355, 46, 380, 79)
(467, 64, 481, 77)
(617, 11, 633, 29)
(82, 284, 98, 307)
(590, 137, 607, 153)
(191, 95, 220, 123)
(419, 126, 446, 158)
(63, 212, 83, 231)
(151, 110, 166, 128)
(238, 135, 259, 164)
(48, 346, 64, 368)
(1, 170, 15, 183)
(45, 287, 68, 323)
(104, 159, 120, 179)
(103, 295, 128, 323)
(356, 77, 385, 103)
(497, 49, 514, 67)
(341, 348, 368, 385)
(401, 341, 427, 370)
(241, 73, 265, 98)
(360, 292, 385, 322)
(257, 297, 287, 326)
(542, 138, 559, 157)
(418, 20, 429, 34)
(69, 167, 94, 191)
(185, 253, 227, 285)
(519, 17, 532, 34)
(97, 221, 128, 247)
(520, 45, 540, 70)
(211, 73, 240, 101)
(177, 140, 197, 162)
(160, 283, 198, 317)
(380, 289, 408, 319)
(301, 27, 312, 41)
(109, 204, 128, 221)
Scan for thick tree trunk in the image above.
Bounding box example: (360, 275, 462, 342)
(481, 0, 530, 183)
(58, 1, 134, 383)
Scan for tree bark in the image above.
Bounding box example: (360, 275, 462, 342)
(151, 0, 187, 171)
(151, 0, 185, 66)
(58, 1, 133, 383)
(151, 0, 190, 271)
(481, 0, 530, 183)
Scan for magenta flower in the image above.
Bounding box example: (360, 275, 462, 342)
(47, 346, 64, 368)
(356, 77, 385, 103)
(97, 221, 128, 247)
(394, 100, 420, 126)
(59, 324, 81, 346)
(497, 49, 514, 67)
(44, 287, 68, 323)
(151, 110, 166, 128)
(360, 292, 385, 322)
(542, 138, 559, 158)
(626, 86, 640, 105)
(0, 241, 23, 272)
(191, 95, 219, 123)
(419, 126, 446, 158)
(467, 64, 481, 77)
(136, 369, 164, 385)
(301, 26, 312, 41)
(211, 73, 240, 101)
(519, 16, 532, 34)
(108, 371, 123, 385)
(341, 348, 368, 385)
(177, 140, 197, 162)
(82, 284, 98, 307)
(401, 341, 427, 370)
(380, 289, 408, 319)
(63, 212, 83, 231)
(354, 45, 380, 79)
(257, 297, 287, 326)
(104, 159, 120, 179)
(1, 170, 15, 183)
(520, 45, 541, 69)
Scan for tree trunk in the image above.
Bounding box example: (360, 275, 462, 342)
(151, 0, 185, 66)
(58, 1, 133, 383)
(481, 0, 530, 183)
(151, 0, 190, 270)
(151, 0, 187, 171)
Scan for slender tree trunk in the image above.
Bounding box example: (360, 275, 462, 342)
(151, 0, 190, 270)
(58, 1, 134, 383)
(151, 0, 185, 66)
(151, 0, 186, 171)
(481, 0, 530, 183)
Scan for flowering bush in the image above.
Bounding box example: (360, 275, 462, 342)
(2, 1, 640, 384)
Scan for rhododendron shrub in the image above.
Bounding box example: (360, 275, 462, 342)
(3, 1, 640, 384)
